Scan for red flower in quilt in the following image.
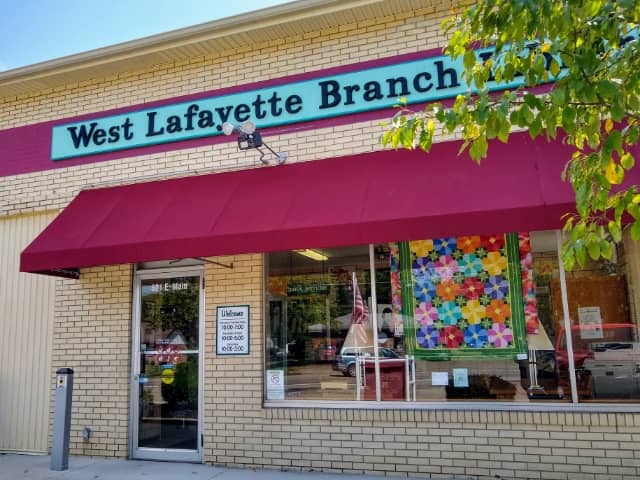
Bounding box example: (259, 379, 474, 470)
(440, 326, 464, 348)
(518, 233, 531, 254)
(482, 235, 504, 252)
(461, 278, 484, 300)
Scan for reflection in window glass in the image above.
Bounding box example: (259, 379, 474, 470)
(139, 277, 199, 449)
(266, 246, 378, 401)
(560, 233, 640, 402)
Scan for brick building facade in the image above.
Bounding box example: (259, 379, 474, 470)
(2, 1, 640, 478)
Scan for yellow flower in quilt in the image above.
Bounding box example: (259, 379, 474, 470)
(461, 299, 485, 324)
(410, 240, 434, 258)
(482, 251, 507, 276)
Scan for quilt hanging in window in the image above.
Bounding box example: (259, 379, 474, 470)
(391, 233, 537, 360)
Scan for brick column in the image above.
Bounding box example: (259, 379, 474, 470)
(50, 265, 132, 457)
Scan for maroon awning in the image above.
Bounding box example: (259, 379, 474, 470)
(21, 133, 587, 277)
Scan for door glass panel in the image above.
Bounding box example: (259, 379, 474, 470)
(138, 276, 199, 450)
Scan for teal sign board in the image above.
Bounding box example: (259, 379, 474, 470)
(50, 48, 526, 160)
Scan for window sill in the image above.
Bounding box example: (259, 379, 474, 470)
(263, 399, 640, 413)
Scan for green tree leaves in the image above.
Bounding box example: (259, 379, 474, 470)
(380, 0, 640, 268)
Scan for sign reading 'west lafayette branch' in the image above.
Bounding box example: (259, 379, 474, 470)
(51, 48, 520, 160)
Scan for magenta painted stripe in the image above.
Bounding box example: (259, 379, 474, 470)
(0, 48, 450, 178)
(0, 107, 402, 177)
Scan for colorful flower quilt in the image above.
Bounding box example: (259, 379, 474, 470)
(391, 233, 536, 358)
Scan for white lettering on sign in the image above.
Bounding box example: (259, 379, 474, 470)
(216, 305, 250, 355)
(150, 281, 190, 293)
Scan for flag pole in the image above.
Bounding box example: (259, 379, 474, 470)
(352, 271, 356, 328)
(352, 271, 360, 399)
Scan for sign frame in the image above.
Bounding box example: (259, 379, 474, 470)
(216, 304, 250, 356)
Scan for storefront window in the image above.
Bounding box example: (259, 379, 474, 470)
(265, 230, 640, 405)
(559, 236, 640, 402)
(265, 246, 377, 400)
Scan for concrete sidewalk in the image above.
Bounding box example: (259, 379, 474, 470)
(0, 454, 442, 480)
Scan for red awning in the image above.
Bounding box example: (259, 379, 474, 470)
(22, 133, 587, 277)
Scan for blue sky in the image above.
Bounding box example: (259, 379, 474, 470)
(0, 1, 292, 71)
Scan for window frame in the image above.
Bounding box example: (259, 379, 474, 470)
(262, 230, 640, 411)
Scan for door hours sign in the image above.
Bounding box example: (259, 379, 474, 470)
(216, 305, 250, 355)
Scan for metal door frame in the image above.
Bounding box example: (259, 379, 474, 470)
(129, 265, 204, 462)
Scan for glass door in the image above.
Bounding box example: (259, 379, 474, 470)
(131, 269, 203, 462)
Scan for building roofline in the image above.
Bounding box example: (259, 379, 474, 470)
(0, 0, 439, 98)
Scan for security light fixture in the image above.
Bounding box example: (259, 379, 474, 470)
(221, 120, 287, 165)
(238, 131, 263, 150)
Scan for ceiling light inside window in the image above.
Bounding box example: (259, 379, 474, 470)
(294, 249, 328, 261)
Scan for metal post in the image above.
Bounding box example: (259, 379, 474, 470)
(356, 356, 362, 400)
(51, 368, 74, 471)
(369, 244, 381, 402)
(405, 356, 410, 401)
(556, 231, 579, 402)
(411, 356, 416, 401)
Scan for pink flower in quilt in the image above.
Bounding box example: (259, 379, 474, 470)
(434, 255, 458, 280)
(415, 302, 438, 327)
(525, 304, 539, 334)
(488, 323, 513, 348)
(391, 271, 401, 291)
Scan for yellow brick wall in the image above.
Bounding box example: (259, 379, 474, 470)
(259, 409, 640, 478)
(50, 265, 132, 457)
(203, 254, 265, 465)
(0, 119, 390, 217)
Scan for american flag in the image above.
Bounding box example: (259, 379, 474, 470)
(351, 274, 368, 325)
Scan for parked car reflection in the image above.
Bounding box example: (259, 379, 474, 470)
(333, 346, 400, 377)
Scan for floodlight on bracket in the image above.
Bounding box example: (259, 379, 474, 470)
(221, 120, 287, 165)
